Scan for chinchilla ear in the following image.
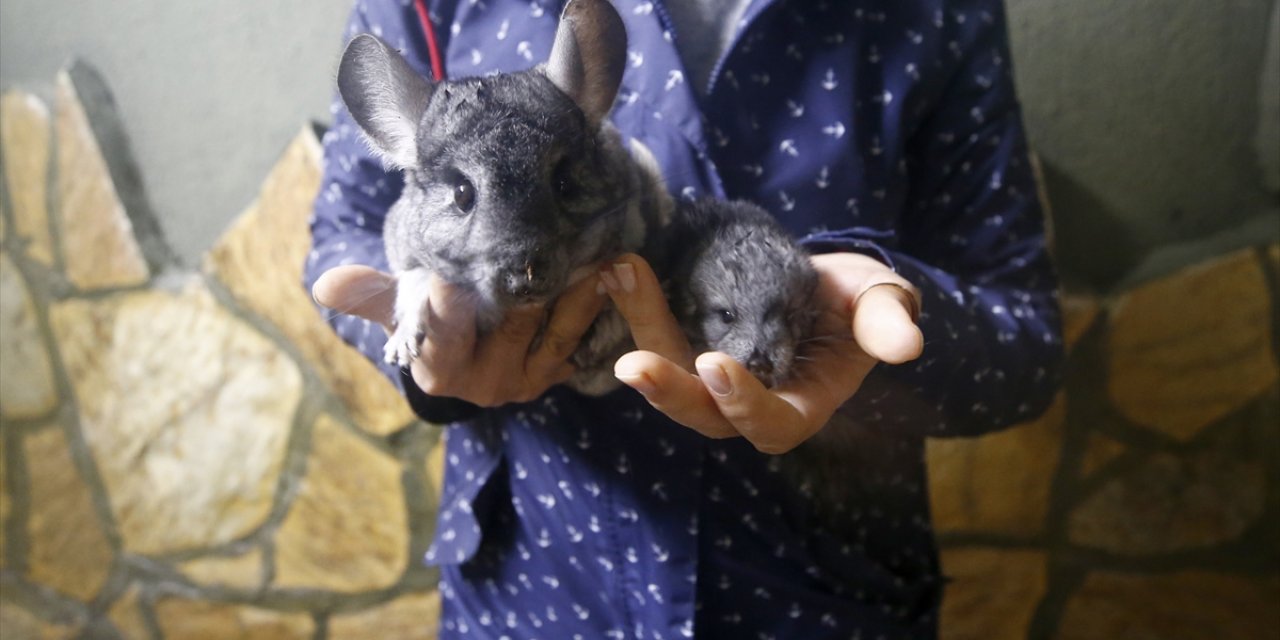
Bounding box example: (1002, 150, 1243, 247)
(545, 0, 627, 127)
(337, 34, 434, 168)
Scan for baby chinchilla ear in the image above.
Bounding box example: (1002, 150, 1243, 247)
(337, 34, 435, 169)
(545, 0, 627, 128)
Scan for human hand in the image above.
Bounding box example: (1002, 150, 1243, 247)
(312, 265, 607, 407)
(602, 252, 922, 453)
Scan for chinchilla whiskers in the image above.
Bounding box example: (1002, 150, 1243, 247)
(797, 334, 855, 346)
(320, 276, 396, 322)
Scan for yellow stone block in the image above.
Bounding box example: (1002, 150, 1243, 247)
(938, 548, 1046, 640)
(49, 279, 300, 555)
(1055, 571, 1280, 640)
(927, 393, 1065, 537)
(1107, 247, 1278, 441)
(204, 127, 415, 436)
(273, 414, 408, 592)
(1059, 293, 1098, 353)
(1, 91, 55, 265)
(154, 599, 314, 639)
(107, 588, 151, 640)
(179, 547, 264, 590)
(0, 603, 77, 639)
(329, 591, 441, 639)
(1078, 433, 1127, 479)
(25, 426, 113, 602)
(0, 435, 6, 569)
(426, 435, 445, 505)
(0, 252, 58, 420)
(1068, 450, 1265, 555)
(54, 69, 149, 291)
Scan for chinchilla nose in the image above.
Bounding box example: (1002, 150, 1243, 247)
(746, 350, 775, 383)
(503, 254, 554, 300)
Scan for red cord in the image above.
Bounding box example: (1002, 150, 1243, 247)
(413, 0, 446, 81)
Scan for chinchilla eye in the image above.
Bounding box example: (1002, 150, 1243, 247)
(553, 159, 577, 199)
(452, 177, 476, 212)
(715, 308, 735, 324)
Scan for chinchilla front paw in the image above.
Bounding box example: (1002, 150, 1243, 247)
(383, 321, 424, 368)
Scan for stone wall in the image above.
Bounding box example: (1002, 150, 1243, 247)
(1, 63, 1277, 639)
(1, 63, 442, 639)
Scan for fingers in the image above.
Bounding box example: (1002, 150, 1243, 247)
(852, 282, 923, 364)
(602, 254, 694, 370)
(696, 352, 837, 454)
(311, 265, 397, 329)
(614, 351, 737, 439)
(526, 272, 608, 380)
(415, 274, 478, 376)
(487, 304, 544, 353)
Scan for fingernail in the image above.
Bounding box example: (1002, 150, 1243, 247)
(696, 362, 732, 397)
(613, 263, 636, 293)
(615, 370, 656, 395)
(595, 278, 608, 295)
(599, 269, 621, 292)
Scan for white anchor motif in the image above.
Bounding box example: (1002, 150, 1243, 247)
(627, 50, 644, 68)
(821, 68, 838, 90)
(652, 543, 670, 562)
(822, 121, 846, 138)
(779, 190, 796, 211)
(496, 19, 509, 40)
(566, 524, 584, 543)
(470, 48, 483, 65)
(516, 41, 533, 61)
(816, 166, 830, 189)
(786, 99, 805, 117)
(665, 69, 684, 91)
(779, 139, 799, 156)
(633, 1, 654, 15)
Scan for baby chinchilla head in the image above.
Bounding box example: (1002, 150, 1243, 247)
(685, 217, 819, 388)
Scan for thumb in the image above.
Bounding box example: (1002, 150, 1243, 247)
(312, 265, 398, 330)
(852, 283, 923, 365)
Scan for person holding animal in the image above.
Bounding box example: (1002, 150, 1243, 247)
(308, 0, 1064, 637)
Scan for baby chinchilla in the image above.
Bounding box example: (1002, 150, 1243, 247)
(667, 198, 878, 532)
(666, 198, 819, 386)
(335, 0, 672, 396)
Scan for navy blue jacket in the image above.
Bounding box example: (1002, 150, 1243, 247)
(306, 1, 1064, 637)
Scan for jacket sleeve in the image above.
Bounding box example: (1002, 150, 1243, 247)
(809, 0, 1064, 438)
(304, 0, 480, 424)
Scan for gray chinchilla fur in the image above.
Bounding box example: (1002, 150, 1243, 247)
(336, 0, 672, 396)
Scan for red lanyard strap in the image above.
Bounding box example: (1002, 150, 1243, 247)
(413, 0, 446, 81)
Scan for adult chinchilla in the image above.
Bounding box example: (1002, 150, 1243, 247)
(336, 0, 672, 396)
